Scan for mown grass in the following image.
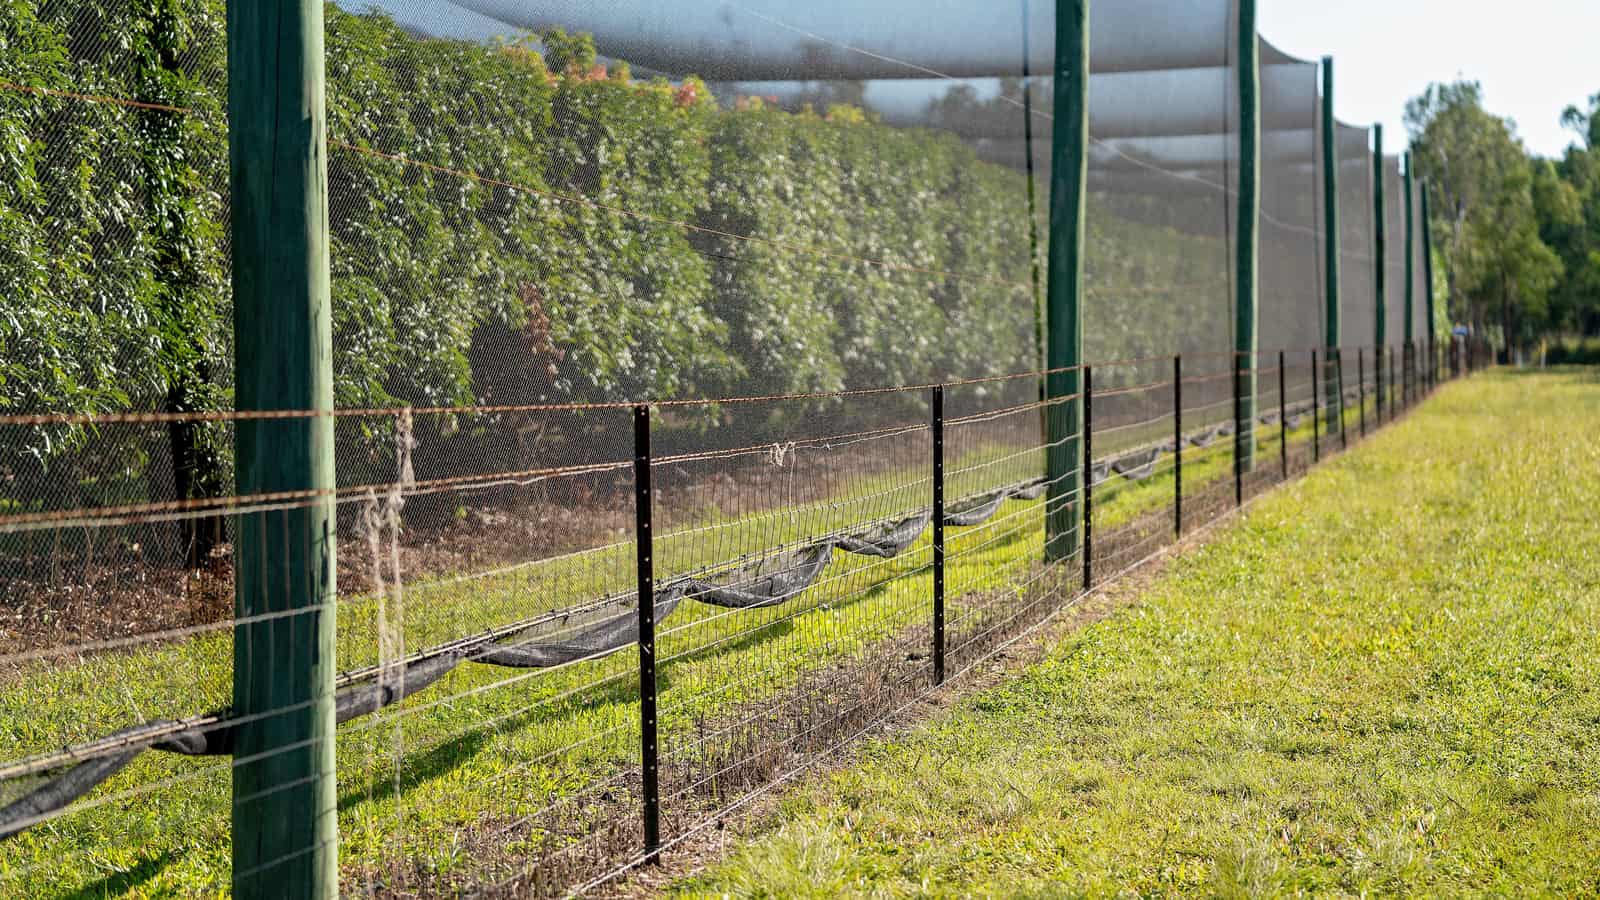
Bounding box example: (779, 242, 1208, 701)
(0, 390, 1327, 896)
(676, 369, 1600, 898)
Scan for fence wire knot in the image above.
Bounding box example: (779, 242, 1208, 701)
(768, 441, 796, 467)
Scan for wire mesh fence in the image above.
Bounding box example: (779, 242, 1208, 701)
(0, 0, 1487, 895)
(0, 341, 1473, 895)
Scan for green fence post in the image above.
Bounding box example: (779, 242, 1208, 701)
(1422, 182, 1438, 385)
(1372, 124, 1386, 421)
(1403, 150, 1416, 401)
(1043, 0, 1088, 562)
(1235, 0, 1260, 471)
(227, 2, 338, 897)
(1320, 56, 1341, 429)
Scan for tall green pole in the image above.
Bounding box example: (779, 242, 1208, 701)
(1401, 150, 1414, 342)
(1235, 0, 1260, 469)
(1422, 182, 1438, 351)
(1372, 125, 1386, 417)
(1319, 56, 1341, 427)
(1043, 0, 1088, 562)
(1403, 150, 1416, 398)
(228, 2, 338, 897)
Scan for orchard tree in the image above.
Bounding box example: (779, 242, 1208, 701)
(1546, 93, 1600, 335)
(1407, 81, 1562, 354)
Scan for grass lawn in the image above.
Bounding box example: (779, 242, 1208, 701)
(674, 369, 1600, 897)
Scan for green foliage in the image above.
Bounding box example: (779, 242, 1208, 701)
(1543, 93, 1600, 336)
(0, 0, 229, 516)
(1545, 336, 1600, 365)
(538, 26, 596, 78)
(1410, 80, 1600, 347)
(5, 3, 1047, 420)
(6, 2, 1235, 509)
(1408, 81, 1565, 349)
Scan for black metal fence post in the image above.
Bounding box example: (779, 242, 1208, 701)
(1082, 365, 1094, 590)
(1408, 341, 1415, 406)
(1414, 340, 1421, 399)
(1312, 349, 1320, 463)
(1403, 341, 1411, 407)
(1233, 352, 1243, 508)
(632, 404, 661, 859)
(931, 385, 945, 685)
(1389, 347, 1397, 419)
(1336, 350, 1348, 451)
(1375, 342, 1384, 423)
(1173, 355, 1182, 538)
(1358, 347, 1367, 437)
(1278, 349, 1287, 480)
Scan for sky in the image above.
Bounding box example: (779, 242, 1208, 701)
(1261, 0, 1600, 158)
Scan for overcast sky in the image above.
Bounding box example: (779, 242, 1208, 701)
(1261, 0, 1599, 158)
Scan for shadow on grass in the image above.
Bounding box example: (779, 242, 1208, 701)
(65, 850, 176, 899)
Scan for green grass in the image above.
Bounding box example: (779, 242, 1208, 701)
(0, 390, 1330, 896)
(674, 369, 1600, 898)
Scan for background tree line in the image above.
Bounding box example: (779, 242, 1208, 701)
(1408, 80, 1600, 359)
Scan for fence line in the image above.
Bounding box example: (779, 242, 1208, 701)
(0, 336, 1487, 893)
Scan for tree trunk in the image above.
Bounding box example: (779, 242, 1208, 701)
(142, 1, 223, 567)
(1501, 270, 1512, 365)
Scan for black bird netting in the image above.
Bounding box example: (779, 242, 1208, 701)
(0, 0, 1456, 894)
(1339, 121, 1377, 350)
(1383, 154, 1407, 346)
